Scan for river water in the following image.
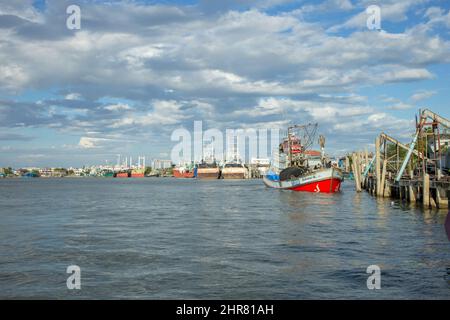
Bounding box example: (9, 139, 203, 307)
(0, 178, 449, 299)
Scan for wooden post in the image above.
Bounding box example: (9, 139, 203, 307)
(365, 148, 369, 167)
(430, 196, 437, 208)
(357, 152, 363, 189)
(409, 170, 416, 203)
(380, 159, 387, 197)
(352, 153, 361, 192)
(423, 173, 430, 208)
(384, 180, 391, 197)
(436, 188, 448, 208)
(375, 137, 381, 196)
(355, 153, 362, 192)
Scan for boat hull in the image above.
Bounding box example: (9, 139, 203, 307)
(131, 173, 145, 178)
(173, 168, 196, 178)
(116, 172, 130, 178)
(221, 169, 246, 179)
(263, 168, 343, 193)
(197, 168, 220, 179)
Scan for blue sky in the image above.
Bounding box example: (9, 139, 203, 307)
(0, 0, 449, 167)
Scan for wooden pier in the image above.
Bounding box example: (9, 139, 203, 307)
(351, 109, 449, 209)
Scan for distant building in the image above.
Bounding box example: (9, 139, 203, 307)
(39, 168, 52, 177)
(250, 158, 270, 166)
(38, 168, 67, 177)
(152, 159, 172, 170)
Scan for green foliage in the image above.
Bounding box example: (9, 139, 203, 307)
(2, 167, 13, 175)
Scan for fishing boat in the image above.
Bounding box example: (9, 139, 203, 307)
(195, 140, 221, 179)
(221, 162, 246, 179)
(196, 161, 220, 179)
(115, 171, 130, 178)
(173, 163, 197, 178)
(221, 137, 247, 179)
(101, 170, 115, 177)
(263, 124, 343, 193)
(221, 160, 247, 179)
(130, 168, 145, 178)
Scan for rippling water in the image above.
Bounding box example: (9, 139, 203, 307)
(0, 178, 449, 299)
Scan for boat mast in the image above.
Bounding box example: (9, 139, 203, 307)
(288, 126, 292, 166)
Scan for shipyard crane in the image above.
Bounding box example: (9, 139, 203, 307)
(395, 109, 449, 182)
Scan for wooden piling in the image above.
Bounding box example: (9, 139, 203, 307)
(365, 148, 369, 167)
(357, 152, 363, 189)
(409, 170, 416, 203)
(384, 179, 391, 197)
(352, 153, 361, 192)
(375, 137, 381, 196)
(430, 196, 437, 209)
(380, 159, 387, 197)
(436, 188, 448, 209)
(423, 173, 430, 208)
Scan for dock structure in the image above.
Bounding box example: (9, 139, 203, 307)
(352, 109, 449, 209)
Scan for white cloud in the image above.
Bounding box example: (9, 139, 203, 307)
(410, 90, 436, 102)
(103, 103, 132, 111)
(0, 64, 29, 91)
(65, 93, 82, 100)
(424, 6, 450, 28)
(0, 0, 43, 23)
(110, 100, 190, 128)
(78, 137, 111, 149)
(387, 102, 413, 110)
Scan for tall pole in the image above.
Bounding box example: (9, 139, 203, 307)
(395, 118, 423, 182)
(288, 126, 292, 166)
(375, 136, 381, 196)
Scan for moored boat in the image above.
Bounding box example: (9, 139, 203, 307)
(221, 161, 247, 179)
(196, 161, 220, 179)
(130, 168, 145, 178)
(101, 170, 114, 177)
(173, 164, 197, 178)
(264, 123, 343, 193)
(116, 171, 130, 178)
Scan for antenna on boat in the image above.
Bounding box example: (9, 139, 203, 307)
(286, 123, 318, 167)
(319, 134, 326, 162)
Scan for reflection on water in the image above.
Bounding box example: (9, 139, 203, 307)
(0, 178, 449, 299)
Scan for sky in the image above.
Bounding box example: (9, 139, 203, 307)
(0, 0, 449, 167)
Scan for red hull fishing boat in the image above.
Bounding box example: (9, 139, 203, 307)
(173, 166, 197, 178)
(116, 172, 130, 178)
(263, 123, 343, 193)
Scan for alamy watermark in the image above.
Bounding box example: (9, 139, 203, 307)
(170, 121, 281, 165)
(366, 265, 381, 290)
(366, 5, 381, 30)
(66, 265, 81, 290)
(66, 5, 81, 30)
